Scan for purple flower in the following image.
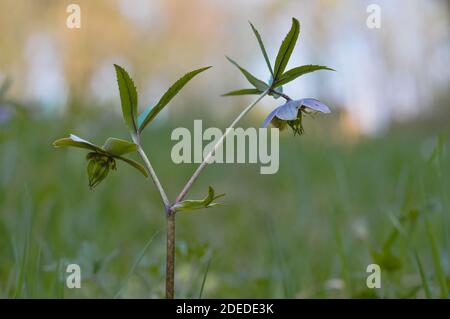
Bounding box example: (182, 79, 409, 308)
(262, 98, 331, 135)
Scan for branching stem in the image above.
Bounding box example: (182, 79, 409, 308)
(137, 144, 170, 209)
(174, 89, 269, 204)
(269, 88, 291, 101)
(137, 89, 269, 299)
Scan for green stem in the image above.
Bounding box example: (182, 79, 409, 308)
(137, 145, 170, 209)
(174, 89, 269, 204)
(166, 211, 175, 298)
(137, 89, 269, 299)
(269, 88, 291, 101)
(136, 143, 174, 298)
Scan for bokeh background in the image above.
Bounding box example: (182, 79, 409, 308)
(0, 0, 449, 298)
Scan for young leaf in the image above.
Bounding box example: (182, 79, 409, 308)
(249, 21, 274, 77)
(222, 88, 261, 96)
(53, 135, 148, 188)
(274, 65, 335, 88)
(138, 66, 211, 133)
(114, 64, 139, 135)
(53, 134, 104, 153)
(114, 155, 148, 177)
(102, 138, 138, 156)
(171, 186, 225, 213)
(226, 56, 269, 92)
(273, 18, 300, 80)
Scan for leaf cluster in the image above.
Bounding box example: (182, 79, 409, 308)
(223, 18, 334, 99)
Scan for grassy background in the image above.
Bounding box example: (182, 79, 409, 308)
(0, 108, 449, 299)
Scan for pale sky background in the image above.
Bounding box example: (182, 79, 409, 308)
(0, 0, 449, 135)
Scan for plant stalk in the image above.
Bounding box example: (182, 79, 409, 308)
(269, 88, 291, 101)
(174, 89, 269, 203)
(137, 144, 175, 298)
(137, 145, 170, 209)
(137, 90, 268, 299)
(166, 210, 176, 298)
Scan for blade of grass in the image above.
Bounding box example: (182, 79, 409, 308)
(114, 230, 159, 298)
(31, 245, 42, 298)
(198, 256, 212, 299)
(425, 215, 448, 298)
(332, 217, 353, 297)
(413, 250, 432, 299)
(57, 259, 64, 299)
(264, 213, 293, 298)
(14, 191, 33, 298)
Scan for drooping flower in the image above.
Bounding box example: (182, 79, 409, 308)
(53, 134, 148, 189)
(262, 98, 331, 135)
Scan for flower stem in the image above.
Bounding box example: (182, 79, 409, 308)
(269, 88, 291, 101)
(174, 89, 269, 204)
(137, 89, 268, 299)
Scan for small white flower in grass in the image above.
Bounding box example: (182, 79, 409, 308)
(262, 98, 331, 135)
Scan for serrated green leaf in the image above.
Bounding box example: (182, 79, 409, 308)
(249, 21, 273, 77)
(273, 18, 300, 80)
(222, 88, 261, 96)
(139, 66, 211, 132)
(226, 56, 269, 92)
(53, 134, 104, 153)
(274, 65, 335, 88)
(114, 155, 148, 177)
(102, 138, 138, 156)
(114, 64, 139, 135)
(171, 186, 225, 213)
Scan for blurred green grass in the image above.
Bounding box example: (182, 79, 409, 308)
(0, 109, 449, 298)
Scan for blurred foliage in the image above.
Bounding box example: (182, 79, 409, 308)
(0, 106, 448, 298)
(0, 0, 449, 135)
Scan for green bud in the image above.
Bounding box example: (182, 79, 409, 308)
(287, 111, 304, 136)
(86, 152, 116, 189)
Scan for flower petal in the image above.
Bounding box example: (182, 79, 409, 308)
(262, 106, 280, 127)
(300, 98, 331, 113)
(275, 100, 301, 120)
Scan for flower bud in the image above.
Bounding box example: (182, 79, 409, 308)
(86, 152, 116, 189)
(287, 112, 304, 136)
